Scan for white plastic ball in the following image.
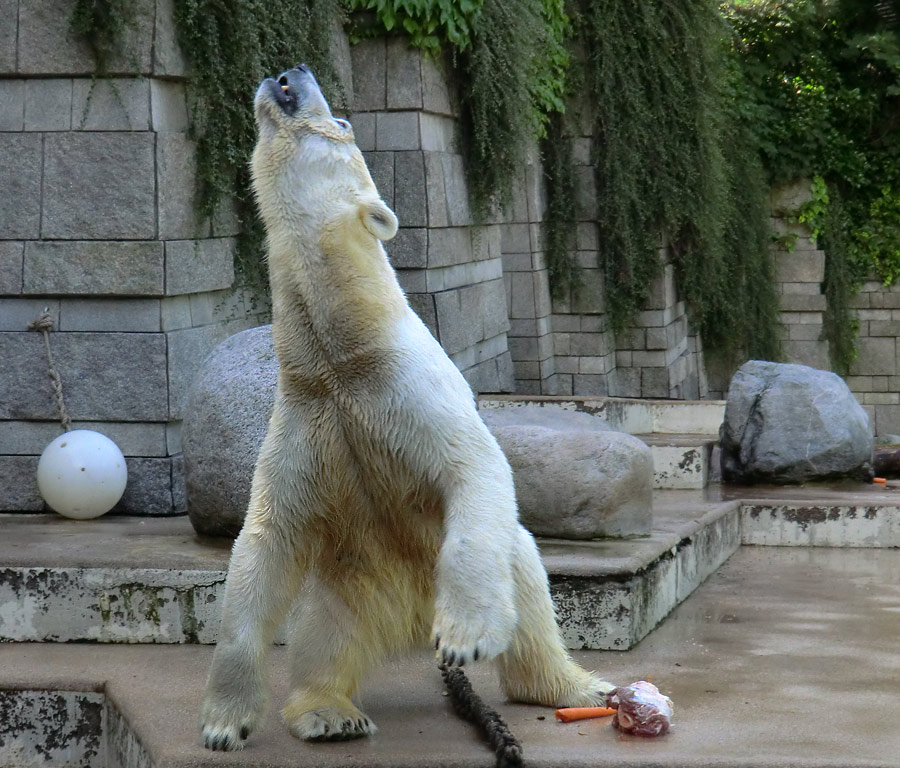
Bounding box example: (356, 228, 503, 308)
(37, 430, 128, 520)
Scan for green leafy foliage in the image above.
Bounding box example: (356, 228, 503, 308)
(726, 0, 900, 372)
(347, 0, 483, 51)
(574, 0, 782, 360)
(458, 0, 569, 214)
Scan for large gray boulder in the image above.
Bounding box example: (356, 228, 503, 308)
(479, 407, 653, 539)
(183, 325, 277, 537)
(720, 360, 873, 484)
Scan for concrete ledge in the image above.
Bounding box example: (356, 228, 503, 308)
(479, 396, 725, 436)
(742, 501, 900, 547)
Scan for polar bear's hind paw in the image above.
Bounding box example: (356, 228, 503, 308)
(201, 719, 253, 751)
(200, 694, 262, 751)
(286, 708, 377, 741)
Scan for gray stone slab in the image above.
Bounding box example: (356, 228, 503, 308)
(781, 338, 831, 372)
(393, 151, 426, 227)
(115, 457, 176, 515)
(387, 227, 426, 269)
(0, 420, 167, 457)
(157, 132, 208, 240)
(165, 239, 235, 296)
(420, 112, 455, 152)
(23, 241, 165, 295)
(361, 151, 394, 209)
(150, 79, 188, 131)
(407, 292, 437, 337)
(59, 297, 161, 332)
(0, 242, 24, 294)
(0, 455, 42, 510)
(0, 297, 59, 331)
(0, 331, 168, 421)
(167, 322, 249, 419)
(427, 226, 471, 268)
(42, 133, 156, 239)
(16, 0, 94, 74)
(17, 0, 153, 74)
(24, 77, 72, 130)
(0, 133, 42, 238)
(160, 295, 191, 331)
(441, 153, 471, 226)
(422, 50, 455, 116)
(386, 37, 423, 109)
(0, 79, 24, 129)
(72, 77, 150, 130)
(376, 111, 420, 150)
(775, 250, 825, 284)
(350, 112, 375, 151)
(0, 0, 15, 73)
(423, 151, 448, 227)
(482, 277, 511, 339)
(350, 38, 386, 111)
(153, 0, 188, 76)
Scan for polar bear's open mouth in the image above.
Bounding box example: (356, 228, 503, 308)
(270, 73, 298, 114)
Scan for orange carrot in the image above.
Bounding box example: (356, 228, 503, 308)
(874, 477, 887, 484)
(554, 706, 617, 722)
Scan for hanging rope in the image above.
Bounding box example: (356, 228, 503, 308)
(439, 663, 524, 768)
(28, 311, 72, 433)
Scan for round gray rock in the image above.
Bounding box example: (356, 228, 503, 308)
(183, 325, 278, 537)
(720, 360, 873, 484)
(480, 407, 653, 540)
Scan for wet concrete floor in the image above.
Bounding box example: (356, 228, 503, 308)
(2, 545, 899, 768)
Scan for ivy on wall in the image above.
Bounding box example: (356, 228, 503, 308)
(565, 0, 782, 362)
(726, 0, 900, 373)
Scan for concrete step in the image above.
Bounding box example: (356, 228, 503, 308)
(479, 396, 726, 436)
(3, 544, 900, 768)
(634, 434, 717, 490)
(479, 396, 725, 489)
(0, 497, 741, 650)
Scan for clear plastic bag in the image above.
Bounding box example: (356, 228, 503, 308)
(606, 681, 673, 736)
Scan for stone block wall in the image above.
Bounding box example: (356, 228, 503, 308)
(768, 181, 900, 437)
(847, 281, 900, 435)
(0, 0, 269, 513)
(502, 120, 705, 400)
(349, 38, 514, 393)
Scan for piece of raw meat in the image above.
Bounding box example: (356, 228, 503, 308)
(606, 681, 673, 736)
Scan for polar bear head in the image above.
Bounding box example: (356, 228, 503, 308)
(251, 64, 398, 243)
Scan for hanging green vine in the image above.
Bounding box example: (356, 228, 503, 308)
(70, 0, 136, 73)
(726, 0, 900, 373)
(571, 0, 782, 360)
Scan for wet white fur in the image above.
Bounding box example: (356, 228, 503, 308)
(199, 69, 614, 751)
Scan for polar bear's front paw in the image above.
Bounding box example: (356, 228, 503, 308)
(432, 602, 517, 666)
(553, 673, 618, 708)
(283, 690, 376, 741)
(200, 694, 262, 751)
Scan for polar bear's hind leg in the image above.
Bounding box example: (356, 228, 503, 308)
(496, 525, 615, 707)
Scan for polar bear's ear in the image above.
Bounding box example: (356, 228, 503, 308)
(359, 199, 398, 242)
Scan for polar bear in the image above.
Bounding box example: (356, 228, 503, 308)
(199, 63, 614, 751)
